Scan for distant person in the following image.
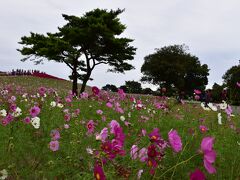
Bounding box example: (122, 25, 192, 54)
(221, 88, 228, 101)
(204, 90, 212, 107)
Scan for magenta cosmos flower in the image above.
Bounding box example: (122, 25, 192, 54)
(190, 169, 206, 180)
(168, 129, 182, 153)
(199, 125, 208, 133)
(87, 120, 95, 134)
(92, 86, 100, 96)
(200, 137, 216, 174)
(29, 106, 41, 117)
(94, 164, 106, 180)
(49, 140, 59, 151)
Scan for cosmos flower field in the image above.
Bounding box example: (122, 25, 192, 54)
(0, 77, 240, 179)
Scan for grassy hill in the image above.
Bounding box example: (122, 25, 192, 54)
(0, 76, 239, 179)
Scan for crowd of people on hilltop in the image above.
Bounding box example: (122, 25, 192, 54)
(7, 69, 46, 76)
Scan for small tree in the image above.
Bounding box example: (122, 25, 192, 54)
(18, 9, 136, 95)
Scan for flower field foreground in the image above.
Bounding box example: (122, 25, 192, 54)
(0, 78, 240, 179)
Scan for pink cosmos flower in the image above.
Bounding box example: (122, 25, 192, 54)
(236, 82, 240, 88)
(29, 106, 41, 117)
(200, 137, 216, 174)
(190, 169, 206, 180)
(131, 145, 138, 160)
(92, 86, 100, 96)
(100, 127, 108, 142)
(49, 140, 59, 151)
(106, 102, 113, 108)
(194, 89, 202, 95)
(149, 128, 161, 142)
(199, 125, 208, 133)
(118, 89, 126, 100)
(64, 113, 71, 122)
(64, 124, 70, 129)
(50, 130, 60, 140)
(38, 87, 47, 96)
(115, 106, 124, 114)
(23, 117, 31, 124)
(109, 120, 120, 134)
(139, 148, 148, 162)
(195, 95, 200, 101)
(80, 92, 88, 99)
(225, 105, 232, 116)
(1, 119, 9, 126)
(10, 104, 17, 112)
(168, 129, 182, 153)
(87, 120, 95, 134)
(65, 97, 72, 103)
(142, 129, 147, 136)
(96, 109, 103, 115)
(94, 164, 106, 180)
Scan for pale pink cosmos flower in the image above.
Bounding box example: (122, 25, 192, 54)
(130, 145, 138, 160)
(168, 129, 182, 153)
(139, 148, 148, 162)
(49, 140, 59, 151)
(100, 127, 108, 142)
(64, 124, 70, 129)
(96, 109, 103, 115)
(109, 120, 120, 134)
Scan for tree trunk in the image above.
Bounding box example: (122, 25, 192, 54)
(72, 63, 78, 96)
(80, 72, 91, 94)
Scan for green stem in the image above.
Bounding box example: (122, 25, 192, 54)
(159, 154, 199, 178)
(170, 138, 191, 179)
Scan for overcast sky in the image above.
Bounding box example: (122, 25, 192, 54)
(1, 0, 240, 90)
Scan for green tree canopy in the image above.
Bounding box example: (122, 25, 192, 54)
(102, 84, 118, 92)
(141, 44, 209, 96)
(222, 65, 240, 105)
(18, 8, 136, 95)
(125, 80, 142, 94)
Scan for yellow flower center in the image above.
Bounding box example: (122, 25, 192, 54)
(148, 160, 153, 167)
(151, 135, 157, 140)
(96, 173, 101, 180)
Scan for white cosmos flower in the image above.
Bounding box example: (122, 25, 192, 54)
(57, 103, 64, 108)
(219, 101, 228, 110)
(13, 107, 22, 117)
(208, 103, 218, 111)
(31, 117, 40, 129)
(128, 112, 131, 118)
(201, 103, 211, 111)
(0, 109, 7, 117)
(86, 147, 94, 155)
(22, 93, 28, 98)
(95, 134, 101, 141)
(50, 101, 57, 107)
(0, 169, 8, 180)
(218, 113, 222, 125)
(120, 115, 126, 121)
